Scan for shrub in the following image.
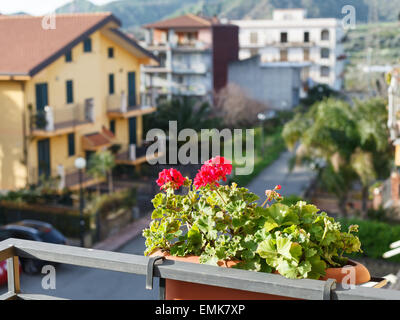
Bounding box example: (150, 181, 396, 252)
(338, 218, 400, 263)
(86, 188, 137, 220)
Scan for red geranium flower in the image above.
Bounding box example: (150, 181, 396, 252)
(156, 168, 186, 190)
(193, 156, 232, 189)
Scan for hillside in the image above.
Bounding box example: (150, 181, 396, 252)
(55, 0, 400, 35)
(344, 22, 400, 92)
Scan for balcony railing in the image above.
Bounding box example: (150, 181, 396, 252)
(106, 93, 156, 118)
(113, 143, 164, 165)
(171, 84, 208, 96)
(28, 165, 99, 190)
(172, 62, 208, 74)
(30, 103, 94, 135)
(1, 238, 400, 300)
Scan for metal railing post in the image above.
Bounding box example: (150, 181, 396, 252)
(7, 256, 20, 295)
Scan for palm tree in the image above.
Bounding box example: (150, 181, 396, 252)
(282, 97, 391, 218)
(87, 150, 116, 194)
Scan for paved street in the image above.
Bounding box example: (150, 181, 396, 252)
(246, 150, 316, 202)
(0, 235, 159, 300)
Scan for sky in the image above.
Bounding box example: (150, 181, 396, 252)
(0, 0, 116, 16)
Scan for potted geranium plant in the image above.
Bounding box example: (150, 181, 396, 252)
(143, 156, 370, 300)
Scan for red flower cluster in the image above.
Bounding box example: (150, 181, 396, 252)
(156, 168, 186, 190)
(193, 156, 232, 189)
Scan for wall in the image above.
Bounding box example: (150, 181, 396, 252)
(212, 24, 239, 93)
(0, 81, 26, 190)
(228, 57, 301, 110)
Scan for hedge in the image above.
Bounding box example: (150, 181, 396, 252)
(339, 218, 400, 263)
(0, 201, 91, 238)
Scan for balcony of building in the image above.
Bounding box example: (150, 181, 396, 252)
(30, 103, 94, 138)
(112, 142, 164, 166)
(106, 92, 156, 119)
(170, 83, 208, 96)
(28, 165, 102, 191)
(264, 40, 316, 49)
(1, 238, 400, 300)
(171, 61, 208, 74)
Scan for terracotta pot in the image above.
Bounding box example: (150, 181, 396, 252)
(322, 259, 371, 285)
(150, 250, 370, 300)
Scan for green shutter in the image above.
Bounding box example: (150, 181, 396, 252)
(66, 80, 73, 104)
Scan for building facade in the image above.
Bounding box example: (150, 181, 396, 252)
(0, 13, 158, 191)
(231, 9, 346, 91)
(141, 14, 239, 102)
(228, 55, 310, 110)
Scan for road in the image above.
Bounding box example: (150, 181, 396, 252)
(246, 151, 316, 202)
(0, 235, 159, 300)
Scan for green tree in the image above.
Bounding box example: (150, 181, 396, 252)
(87, 150, 116, 194)
(282, 97, 392, 218)
(143, 97, 220, 135)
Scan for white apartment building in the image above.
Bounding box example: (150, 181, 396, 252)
(140, 14, 239, 103)
(231, 9, 346, 91)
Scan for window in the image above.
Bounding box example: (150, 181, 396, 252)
(108, 47, 114, 58)
(280, 32, 288, 43)
(320, 66, 330, 77)
(321, 29, 330, 41)
(321, 48, 330, 59)
(304, 32, 310, 43)
(109, 74, 115, 95)
(250, 48, 259, 57)
(109, 120, 115, 135)
(250, 32, 258, 44)
(68, 133, 75, 156)
(303, 48, 310, 61)
(65, 50, 72, 62)
(66, 80, 73, 104)
(83, 38, 92, 52)
(280, 49, 288, 61)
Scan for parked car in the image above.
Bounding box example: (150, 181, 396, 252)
(0, 220, 66, 274)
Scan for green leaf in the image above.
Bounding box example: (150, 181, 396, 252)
(256, 237, 278, 267)
(276, 259, 299, 279)
(264, 217, 279, 232)
(290, 243, 303, 263)
(276, 236, 293, 260)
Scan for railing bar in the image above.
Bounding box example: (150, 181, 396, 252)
(333, 285, 400, 300)
(2, 239, 400, 300)
(7, 256, 20, 294)
(0, 291, 18, 300)
(16, 293, 69, 300)
(0, 245, 14, 262)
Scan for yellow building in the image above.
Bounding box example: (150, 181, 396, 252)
(0, 13, 158, 191)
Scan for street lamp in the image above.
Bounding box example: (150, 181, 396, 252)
(75, 157, 86, 247)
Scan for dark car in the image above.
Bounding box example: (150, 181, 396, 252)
(0, 220, 66, 274)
